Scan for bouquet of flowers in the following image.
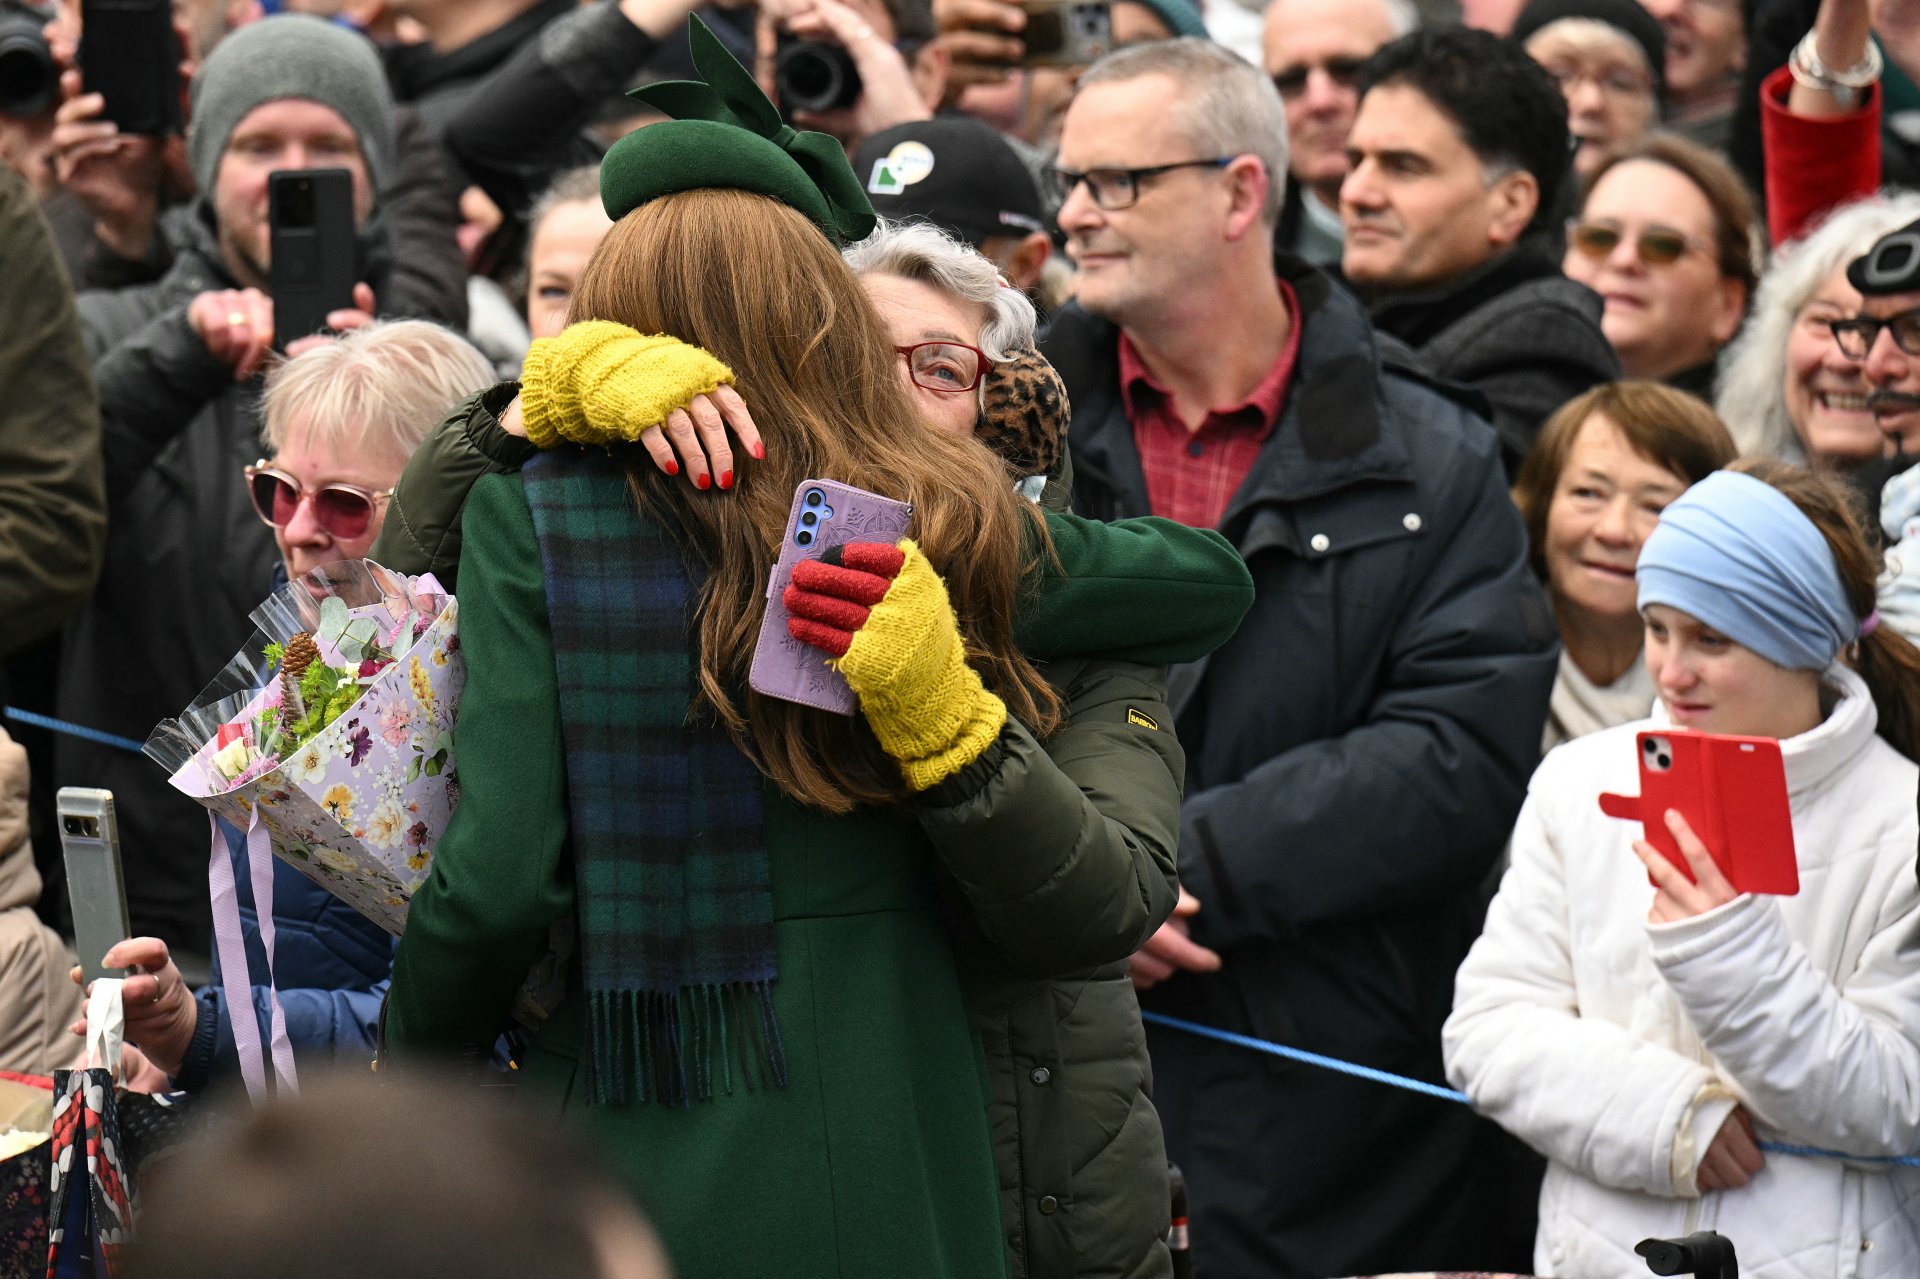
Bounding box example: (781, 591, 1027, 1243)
(146, 561, 463, 937)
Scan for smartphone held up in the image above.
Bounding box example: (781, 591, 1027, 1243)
(1599, 729, 1798, 896)
(58, 787, 135, 985)
(749, 478, 914, 715)
(269, 167, 357, 348)
(78, 0, 181, 135)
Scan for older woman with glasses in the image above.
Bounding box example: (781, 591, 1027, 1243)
(1515, 0, 1667, 181)
(96, 319, 497, 1094)
(1562, 132, 1757, 399)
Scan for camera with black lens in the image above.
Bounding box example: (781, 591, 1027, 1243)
(0, 0, 56, 119)
(774, 32, 862, 114)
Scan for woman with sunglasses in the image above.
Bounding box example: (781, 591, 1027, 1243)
(93, 320, 498, 1094)
(1447, 459, 1920, 1279)
(1562, 133, 1758, 400)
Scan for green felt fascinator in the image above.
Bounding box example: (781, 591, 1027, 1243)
(601, 16, 877, 244)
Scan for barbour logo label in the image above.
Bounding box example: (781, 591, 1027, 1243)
(1126, 708, 1160, 731)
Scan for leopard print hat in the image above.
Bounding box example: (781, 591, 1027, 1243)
(976, 347, 1069, 483)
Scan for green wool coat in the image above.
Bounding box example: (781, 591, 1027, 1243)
(385, 471, 1008, 1278)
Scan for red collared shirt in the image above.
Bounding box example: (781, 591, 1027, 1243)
(1120, 279, 1301, 530)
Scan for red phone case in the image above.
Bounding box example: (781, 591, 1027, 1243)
(1598, 730, 1799, 896)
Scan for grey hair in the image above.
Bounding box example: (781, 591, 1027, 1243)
(527, 165, 604, 239)
(1715, 190, 1920, 459)
(1077, 38, 1291, 229)
(261, 320, 496, 461)
(842, 218, 1038, 360)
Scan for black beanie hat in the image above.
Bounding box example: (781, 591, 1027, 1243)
(1511, 0, 1667, 102)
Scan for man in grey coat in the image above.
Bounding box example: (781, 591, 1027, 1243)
(1342, 25, 1620, 476)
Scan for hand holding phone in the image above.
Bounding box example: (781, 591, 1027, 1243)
(1599, 730, 1798, 896)
(58, 787, 136, 985)
(749, 479, 914, 714)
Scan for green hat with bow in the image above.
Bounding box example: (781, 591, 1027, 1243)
(601, 16, 877, 245)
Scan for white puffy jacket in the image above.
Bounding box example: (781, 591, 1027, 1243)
(1445, 665, 1920, 1279)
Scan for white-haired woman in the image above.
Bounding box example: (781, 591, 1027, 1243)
(843, 219, 1041, 439)
(93, 320, 498, 1092)
(1715, 192, 1920, 490)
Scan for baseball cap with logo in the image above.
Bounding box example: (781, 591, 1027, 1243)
(852, 117, 1047, 248)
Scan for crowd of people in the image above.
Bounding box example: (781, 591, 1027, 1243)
(1, 0, 1919, 1276)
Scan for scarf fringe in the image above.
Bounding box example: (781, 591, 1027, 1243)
(587, 982, 787, 1108)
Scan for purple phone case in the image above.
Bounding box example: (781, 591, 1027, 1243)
(749, 478, 914, 715)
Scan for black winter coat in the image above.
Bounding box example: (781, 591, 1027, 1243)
(1043, 257, 1560, 1279)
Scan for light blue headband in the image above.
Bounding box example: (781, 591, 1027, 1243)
(1636, 471, 1859, 670)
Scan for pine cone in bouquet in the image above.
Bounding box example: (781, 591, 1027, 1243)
(277, 631, 319, 728)
(147, 562, 464, 936)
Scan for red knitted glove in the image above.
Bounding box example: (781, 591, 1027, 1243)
(784, 542, 907, 656)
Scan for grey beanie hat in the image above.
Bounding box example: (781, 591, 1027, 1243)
(188, 15, 395, 197)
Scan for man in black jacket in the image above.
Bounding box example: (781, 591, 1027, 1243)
(1043, 36, 1559, 1279)
(56, 15, 433, 966)
(1342, 25, 1619, 475)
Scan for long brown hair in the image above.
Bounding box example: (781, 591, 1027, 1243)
(1732, 458, 1920, 762)
(1513, 380, 1739, 579)
(567, 188, 1062, 811)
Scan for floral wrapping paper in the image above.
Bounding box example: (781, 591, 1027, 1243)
(165, 601, 463, 937)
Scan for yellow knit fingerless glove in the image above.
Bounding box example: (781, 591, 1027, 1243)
(832, 540, 1008, 791)
(519, 320, 735, 449)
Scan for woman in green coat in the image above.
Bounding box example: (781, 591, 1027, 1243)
(387, 32, 1163, 1274)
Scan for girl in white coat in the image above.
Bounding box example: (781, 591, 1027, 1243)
(1446, 460, 1920, 1279)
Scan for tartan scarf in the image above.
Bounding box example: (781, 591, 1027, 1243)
(521, 448, 784, 1107)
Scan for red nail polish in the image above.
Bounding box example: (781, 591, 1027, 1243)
(664, 459, 679, 476)
(719, 469, 734, 489)
(696, 473, 711, 490)
(751, 441, 766, 460)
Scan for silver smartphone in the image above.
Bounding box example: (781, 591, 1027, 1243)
(58, 787, 134, 985)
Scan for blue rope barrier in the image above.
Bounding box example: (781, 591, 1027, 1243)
(1141, 1010, 1470, 1103)
(1140, 1010, 1920, 1168)
(3, 706, 147, 755)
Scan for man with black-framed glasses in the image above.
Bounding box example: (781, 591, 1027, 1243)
(1260, 0, 1415, 266)
(1041, 34, 1558, 1279)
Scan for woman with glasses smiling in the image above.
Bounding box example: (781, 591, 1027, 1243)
(1563, 132, 1758, 399)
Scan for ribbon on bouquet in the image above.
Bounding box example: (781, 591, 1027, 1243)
(206, 808, 297, 1104)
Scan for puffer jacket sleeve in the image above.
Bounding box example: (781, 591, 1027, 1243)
(915, 657, 1182, 977)
(368, 382, 535, 587)
(1650, 867, 1920, 1159)
(1444, 784, 1731, 1198)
